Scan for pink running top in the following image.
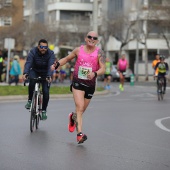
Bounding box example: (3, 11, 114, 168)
(118, 58, 127, 71)
(73, 45, 99, 87)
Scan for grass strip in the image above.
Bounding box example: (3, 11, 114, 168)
(0, 85, 104, 96)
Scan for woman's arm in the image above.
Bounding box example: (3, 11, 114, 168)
(52, 48, 78, 71)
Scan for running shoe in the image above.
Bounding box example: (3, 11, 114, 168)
(120, 86, 124, 91)
(77, 132, 87, 144)
(119, 84, 122, 89)
(68, 112, 76, 132)
(107, 85, 111, 90)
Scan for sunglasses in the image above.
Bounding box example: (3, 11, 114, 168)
(39, 45, 48, 49)
(87, 35, 98, 40)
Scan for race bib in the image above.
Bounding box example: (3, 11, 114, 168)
(78, 66, 92, 80)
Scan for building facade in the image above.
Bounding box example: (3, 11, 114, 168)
(103, 0, 170, 80)
(24, 0, 93, 48)
(0, 0, 23, 51)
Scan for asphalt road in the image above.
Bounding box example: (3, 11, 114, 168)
(0, 82, 170, 170)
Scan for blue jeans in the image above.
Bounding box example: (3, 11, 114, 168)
(28, 70, 50, 111)
(9, 75, 19, 85)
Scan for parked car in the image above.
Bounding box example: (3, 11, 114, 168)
(111, 65, 132, 82)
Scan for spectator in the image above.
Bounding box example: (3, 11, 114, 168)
(9, 55, 21, 85)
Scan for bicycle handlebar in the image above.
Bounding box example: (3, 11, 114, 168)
(24, 76, 51, 87)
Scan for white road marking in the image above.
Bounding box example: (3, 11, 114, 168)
(155, 117, 170, 132)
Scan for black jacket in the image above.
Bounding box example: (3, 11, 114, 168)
(23, 47, 55, 77)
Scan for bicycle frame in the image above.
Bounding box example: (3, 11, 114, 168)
(29, 79, 42, 115)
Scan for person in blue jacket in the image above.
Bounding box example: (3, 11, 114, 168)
(9, 55, 21, 85)
(22, 39, 55, 120)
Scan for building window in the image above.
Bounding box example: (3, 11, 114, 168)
(0, 17, 12, 26)
(60, 11, 90, 21)
(4, 0, 12, 6)
(148, 0, 162, 5)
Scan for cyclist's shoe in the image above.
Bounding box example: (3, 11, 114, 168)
(42, 111, 47, 120)
(25, 100, 31, 109)
(77, 132, 87, 144)
(68, 112, 76, 132)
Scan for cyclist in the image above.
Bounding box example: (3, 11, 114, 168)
(154, 55, 169, 94)
(51, 31, 105, 144)
(22, 39, 55, 120)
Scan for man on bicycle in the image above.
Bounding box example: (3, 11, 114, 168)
(154, 55, 169, 94)
(23, 39, 55, 120)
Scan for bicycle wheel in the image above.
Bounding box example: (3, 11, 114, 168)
(36, 94, 41, 129)
(36, 94, 42, 129)
(157, 85, 161, 101)
(36, 115, 40, 129)
(158, 93, 160, 101)
(160, 85, 164, 100)
(30, 92, 37, 132)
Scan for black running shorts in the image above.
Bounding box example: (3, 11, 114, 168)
(70, 82, 95, 99)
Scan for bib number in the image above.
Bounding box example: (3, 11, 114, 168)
(78, 66, 92, 80)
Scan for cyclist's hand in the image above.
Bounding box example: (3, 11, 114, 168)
(51, 63, 56, 71)
(23, 74, 28, 81)
(46, 76, 52, 83)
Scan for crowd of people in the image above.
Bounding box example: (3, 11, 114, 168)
(0, 50, 22, 85)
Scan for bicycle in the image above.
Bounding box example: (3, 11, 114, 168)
(24, 76, 50, 132)
(157, 76, 165, 101)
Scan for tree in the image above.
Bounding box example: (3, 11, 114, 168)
(100, 14, 136, 56)
(23, 21, 57, 50)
